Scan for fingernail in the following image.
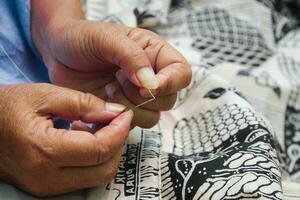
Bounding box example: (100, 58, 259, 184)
(116, 70, 126, 85)
(136, 67, 159, 89)
(105, 102, 126, 113)
(105, 83, 116, 99)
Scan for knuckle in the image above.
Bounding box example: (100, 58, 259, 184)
(77, 92, 96, 116)
(35, 135, 62, 165)
(126, 49, 144, 61)
(173, 63, 192, 90)
(116, 47, 144, 69)
(126, 27, 140, 38)
(79, 92, 96, 106)
(93, 139, 111, 164)
(163, 74, 172, 93)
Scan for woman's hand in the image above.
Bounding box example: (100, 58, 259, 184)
(31, 0, 192, 128)
(0, 83, 133, 197)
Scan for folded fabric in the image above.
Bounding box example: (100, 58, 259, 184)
(87, 70, 283, 199)
(85, 0, 300, 199)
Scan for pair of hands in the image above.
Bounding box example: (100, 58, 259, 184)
(0, 0, 191, 197)
(33, 20, 191, 128)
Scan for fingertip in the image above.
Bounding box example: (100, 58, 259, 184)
(115, 70, 127, 85)
(70, 120, 91, 132)
(126, 109, 134, 119)
(120, 109, 134, 121)
(105, 83, 117, 99)
(156, 73, 170, 88)
(110, 109, 134, 127)
(105, 102, 126, 113)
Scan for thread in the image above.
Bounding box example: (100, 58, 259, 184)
(135, 89, 156, 108)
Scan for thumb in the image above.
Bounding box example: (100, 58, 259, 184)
(38, 85, 126, 123)
(100, 30, 159, 89)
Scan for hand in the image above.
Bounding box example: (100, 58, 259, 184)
(0, 83, 133, 197)
(31, 2, 192, 127)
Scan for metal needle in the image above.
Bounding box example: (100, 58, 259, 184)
(135, 89, 156, 108)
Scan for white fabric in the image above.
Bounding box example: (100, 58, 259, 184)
(2, 0, 300, 199)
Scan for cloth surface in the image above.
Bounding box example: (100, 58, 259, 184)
(1, 0, 300, 199)
(85, 0, 300, 199)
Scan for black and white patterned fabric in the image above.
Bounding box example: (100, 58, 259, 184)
(82, 0, 300, 199)
(82, 0, 171, 27)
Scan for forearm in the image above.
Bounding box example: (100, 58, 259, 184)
(31, 0, 84, 57)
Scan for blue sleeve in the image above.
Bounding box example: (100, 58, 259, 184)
(0, 0, 50, 85)
(15, 0, 41, 58)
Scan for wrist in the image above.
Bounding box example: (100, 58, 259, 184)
(30, 0, 85, 62)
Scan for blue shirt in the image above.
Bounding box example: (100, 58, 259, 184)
(0, 0, 50, 85)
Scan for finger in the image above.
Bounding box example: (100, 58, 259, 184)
(70, 120, 94, 132)
(70, 121, 104, 134)
(99, 26, 159, 89)
(116, 70, 177, 111)
(45, 110, 133, 167)
(38, 85, 126, 124)
(45, 56, 109, 97)
(140, 43, 192, 97)
(59, 149, 122, 190)
(105, 82, 160, 128)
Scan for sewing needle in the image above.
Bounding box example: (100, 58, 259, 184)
(135, 89, 156, 108)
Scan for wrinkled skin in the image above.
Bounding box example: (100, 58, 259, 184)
(31, 2, 192, 127)
(0, 84, 133, 197)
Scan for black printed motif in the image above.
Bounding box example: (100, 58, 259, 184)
(256, 0, 300, 41)
(279, 29, 300, 48)
(120, 0, 168, 26)
(172, 104, 268, 156)
(187, 7, 273, 68)
(204, 86, 248, 100)
(133, 8, 155, 26)
(162, 104, 282, 199)
(237, 69, 281, 97)
(279, 55, 300, 179)
(110, 130, 161, 199)
(170, 0, 186, 9)
(140, 187, 160, 199)
(85, 1, 300, 199)
(174, 68, 209, 109)
(204, 88, 227, 99)
(162, 143, 282, 199)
